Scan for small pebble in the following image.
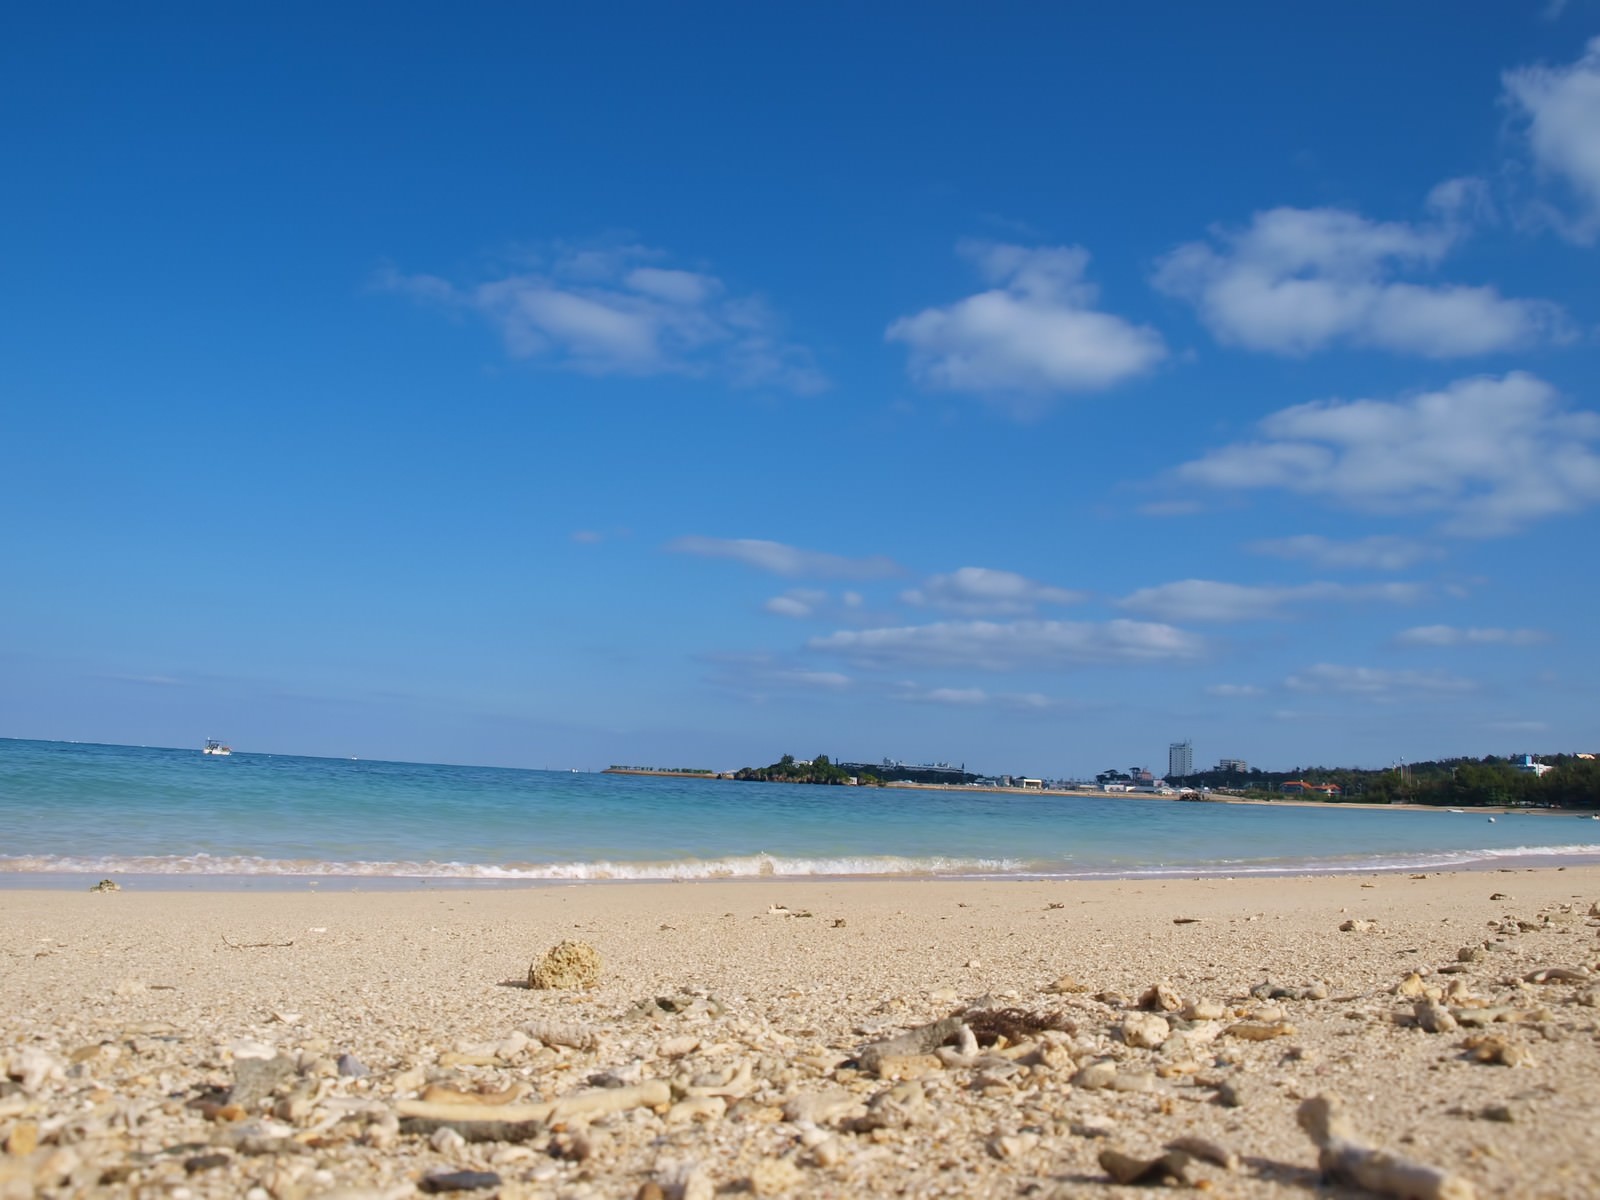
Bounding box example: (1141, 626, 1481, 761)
(419, 1170, 503, 1193)
(1216, 1078, 1252, 1108)
(336, 1053, 370, 1078)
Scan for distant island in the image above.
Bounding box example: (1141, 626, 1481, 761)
(734, 754, 873, 785)
(732, 754, 992, 786)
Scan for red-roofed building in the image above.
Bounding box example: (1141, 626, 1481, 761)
(1281, 780, 1341, 797)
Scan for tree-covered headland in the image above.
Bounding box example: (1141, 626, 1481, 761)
(734, 754, 877, 785)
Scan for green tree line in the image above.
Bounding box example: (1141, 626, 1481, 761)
(733, 754, 880, 786)
(1170, 755, 1600, 808)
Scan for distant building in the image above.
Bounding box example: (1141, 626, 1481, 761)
(1168, 740, 1193, 778)
(1216, 758, 1248, 772)
(1513, 755, 1553, 777)
(1130, 767, 1155, 784)
(1281, 780, 1341, 797)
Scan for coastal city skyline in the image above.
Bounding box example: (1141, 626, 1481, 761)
(4, 6, 1599, 778)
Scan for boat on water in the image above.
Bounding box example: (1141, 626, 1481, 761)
(202, 739, 232, 757)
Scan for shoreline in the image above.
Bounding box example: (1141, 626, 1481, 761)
(4, 844, 1600, 891)
(4, 868, 1599, 1196)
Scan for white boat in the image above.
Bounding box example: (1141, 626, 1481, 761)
(203, 739, 232, 757)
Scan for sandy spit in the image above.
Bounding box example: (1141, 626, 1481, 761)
(4, 868, 1600, 1198)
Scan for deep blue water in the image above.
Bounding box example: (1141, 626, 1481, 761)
(2, 738, 1597, 884)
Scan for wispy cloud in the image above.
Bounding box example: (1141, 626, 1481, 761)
(380, 242, 826, 394)
(1117, 579, 1422, 623)
(668, 537, 900, 579)
(892, 683, 1066, 710)
(769, 669, 853, 690)
(901, 567, 1084, 616)
(809, 619, 1204, 671)
(700, 652, 853, 698)
(886, 241, 1165, 405)
(1138, 499, 1207, 518)
(1395, 625, 1550, 647)
(1504, 38, 1600, 243)
(762, 589, 874, 622)
(1153, 205, 1566, 356)
(1483, 718, 1550, 733)
(1246, 534, 1441, 571)
(1205, 683, 1264, 698)
(1175, 373, 1600, 535)
(763, 589, 829, 619)
(1284, 663, 1476, 698)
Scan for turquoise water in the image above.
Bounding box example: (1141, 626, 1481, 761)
(3, 738, 1598, 884)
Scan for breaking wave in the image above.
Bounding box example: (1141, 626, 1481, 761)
(0, 851, 1031, 881)
(2, 842, 1598, 883)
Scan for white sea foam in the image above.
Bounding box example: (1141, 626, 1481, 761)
(0, 851, 1030, 880)
(2, 843, 1598, 882)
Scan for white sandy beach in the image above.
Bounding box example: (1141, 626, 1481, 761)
(5, 868, 1600, 1197)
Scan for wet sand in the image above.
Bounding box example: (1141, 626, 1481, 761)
(4, 868, 1600, 1197)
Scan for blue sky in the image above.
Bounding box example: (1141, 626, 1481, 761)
(4, 3, 1599, 776)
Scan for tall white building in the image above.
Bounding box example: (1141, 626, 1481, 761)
(1168, 739, 1193, 778)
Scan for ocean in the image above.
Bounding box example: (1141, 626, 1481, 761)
(3, 738, 1598, 887)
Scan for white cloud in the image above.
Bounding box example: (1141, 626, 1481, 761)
(809, 619, 1204, 672)
(886, 241, 1166, 400)
(902, 567, 1085, 616)
(1153, 206, 1565, 356)
(381, 243, 826, 394)
(764, 589, 829, 619)
(764, 587, 889, 626)
(1246, 534, 1441, 571)
(1284, 663, 1476, 698)
(1504, 38, 1600, 243)
(668, 537, 900, 579)
(1117, 579, 1422, 623)
(1205, 683, 1264, 698)
(571, 530, 605, 544)
(1175, 373, 1600, 535)
(1395, 625, 1550, 647)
